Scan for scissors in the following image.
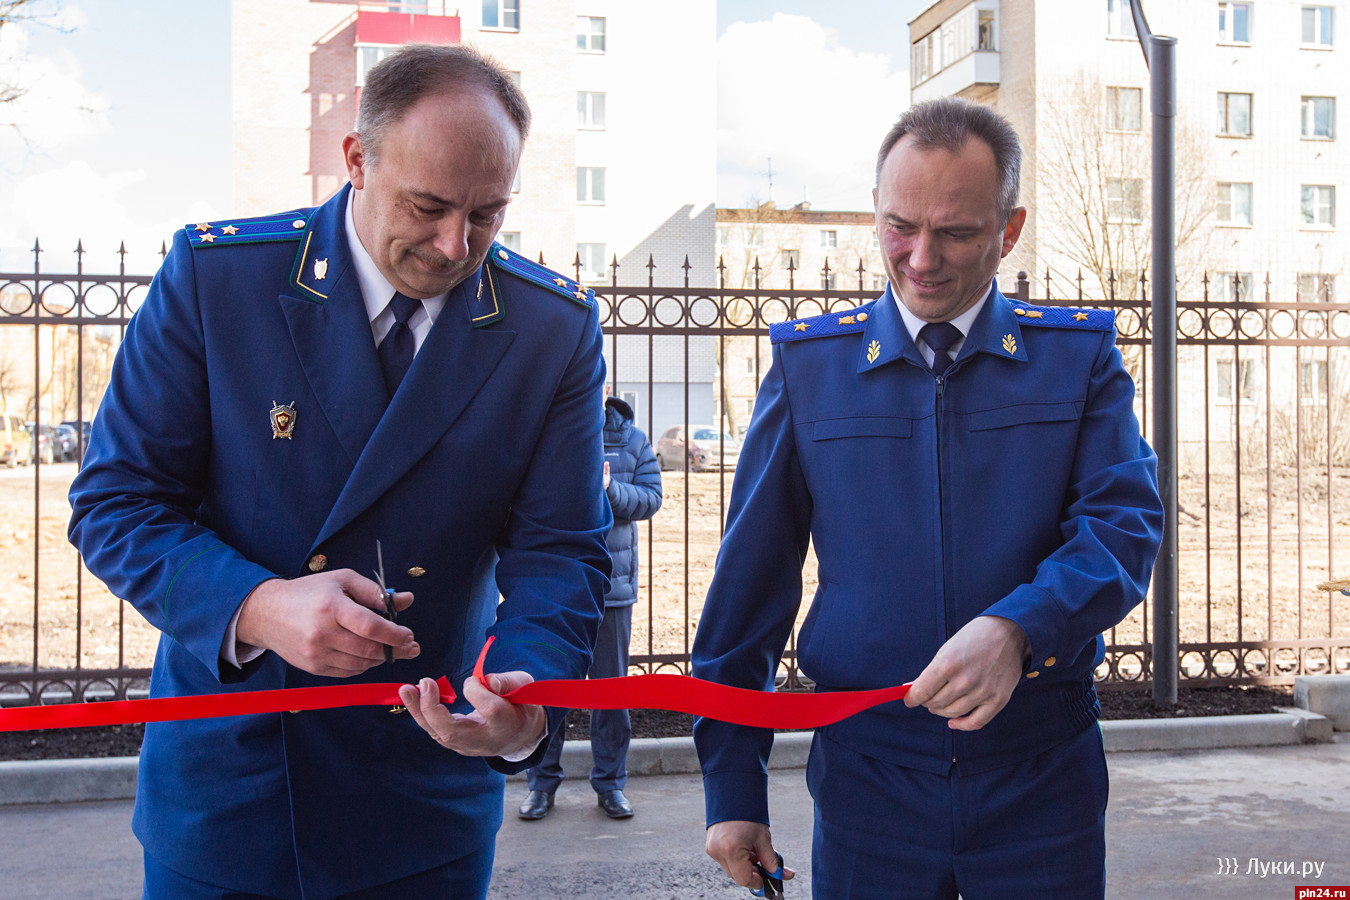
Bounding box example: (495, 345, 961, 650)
(751, 852, 785, 898)
(372, 540, 398, 665)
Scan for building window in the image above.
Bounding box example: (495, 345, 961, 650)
(1107, 87, 1143, 131)
(1301, 360, 1330, 403)
(1301, 184, 1336, 226)
(577, 91, 606, 130)
(742, 397, 756, 421)
(577, 243, 607, 282)
(1301, 96, 1335, 139)
(1216, 182, 1253, 225)
(577, 16, 606, 52)
(1216, 358, 1256, 404)
(745, 226, 762, 249)
(1220, 271, 1254, 302)
(1297, 272, 1336, 302)
(870, 273, 889, 291)
(781, 249, 800, 270)
(482, 0, 519, 30)
(717, 226, 730, 247)
(1217, 92, 1253, 136)
(819, 229, 837, 248)
(576, 167, 606, 203)
(1107, 0, 1137, 38)
(356, 45, 400, 87)
(498, 231, 521, 253)
(1302, 6, 1334, 46)
(821, 272, 838, 290)
(978, 9, 997, 49)
(1106, 178, 1143, 223)
(1217, 2, 1251, 43)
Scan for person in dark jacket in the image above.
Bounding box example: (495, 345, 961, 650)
(519, 388, 663, 820)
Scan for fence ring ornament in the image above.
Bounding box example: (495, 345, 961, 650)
(0, 281, 36, 316)
(1298, 308, 1328, 339)
(1269, 308, 1298, 340)
(1176, 307, 1205, 339)
(1236, 307, 1266, 339)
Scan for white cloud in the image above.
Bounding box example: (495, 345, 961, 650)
(0, 160, 198, 272)
(717, 14, 909, 211)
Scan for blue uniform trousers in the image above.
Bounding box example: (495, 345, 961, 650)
(143, 845, 494, 900)
(807, 724, 1108, 899)
(527, 604, 632, 794)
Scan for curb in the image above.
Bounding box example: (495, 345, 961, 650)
(0, 710, 1333, 807)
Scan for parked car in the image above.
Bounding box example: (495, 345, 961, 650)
(25, 423, 57, 465)
(61, 420, 92, 461)
(655, 425, 742, 472)
(52, 423, 79, 461)
(2, 414, 32, 468)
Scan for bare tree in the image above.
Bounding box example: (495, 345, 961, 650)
(1, 1, 47, 106)
(1033, 72, 1213, 301)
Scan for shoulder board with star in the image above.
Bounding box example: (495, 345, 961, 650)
(487, 244, 594, 308)
(1008, 300, 1114, 331)
(185, 211, 312, 248)
(770, 307, 872, 344)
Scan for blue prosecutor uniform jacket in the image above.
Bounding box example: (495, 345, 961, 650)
(692, 284, 1163, 826)
(67, 184, 612, 898)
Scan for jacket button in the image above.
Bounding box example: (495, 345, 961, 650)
(407, 566, 426, 577)
(307, 554, 328, 572)
(1044, 656, 1057, 667)
(1026, 670, 1040, 679)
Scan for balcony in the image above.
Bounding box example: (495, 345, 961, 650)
(911, 49, 1000, 104)
(356, 3, 461, 46)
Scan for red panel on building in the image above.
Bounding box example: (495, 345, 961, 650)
(356, 10, 461, 46)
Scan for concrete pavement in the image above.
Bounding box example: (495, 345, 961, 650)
(2, 732, 1347, 899)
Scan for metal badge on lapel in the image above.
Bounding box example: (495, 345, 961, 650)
(314, 258, 328, 281)
(269, 400, 298, 439)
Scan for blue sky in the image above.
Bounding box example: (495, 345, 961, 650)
(1, 1, 929, 272)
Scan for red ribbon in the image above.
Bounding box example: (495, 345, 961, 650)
(475, 636, 910, 730)
(1, 639, 910, 733)
(0, 677, 455, 733)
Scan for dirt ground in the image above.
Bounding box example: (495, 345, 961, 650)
(2, 463, 1349, 696)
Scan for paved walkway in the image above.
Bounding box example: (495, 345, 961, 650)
(2, 736, 1346, 899)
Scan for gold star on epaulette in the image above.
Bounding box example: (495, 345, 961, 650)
(574, 289, 589, 300)
(221, 225, 239, 235)
(199, 232, 216, 243)
(1073, 312, 1089, 321)
(194, 223, 212, 233)
(793, 322, 809, 332)
(554, 277, 568, 287)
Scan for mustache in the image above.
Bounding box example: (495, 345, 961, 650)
(408, 248, 474, 273)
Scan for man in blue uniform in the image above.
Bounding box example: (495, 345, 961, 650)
(68, 45, 611, 899)
(693, 98, 1164, 898)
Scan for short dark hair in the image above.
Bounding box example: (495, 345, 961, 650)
(875, 98, 1022, 221)
(356, 43, 531, 164)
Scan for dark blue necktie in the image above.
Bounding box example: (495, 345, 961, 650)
(378, 292, 420, 398)
(919, 321, 963, 376)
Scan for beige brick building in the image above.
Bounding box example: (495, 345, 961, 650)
(908, 0, 1349, 466)
(230, 0, 716, 285)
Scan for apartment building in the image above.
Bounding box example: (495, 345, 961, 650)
(231, 0, 716, 284)
(908, 0, 1348, 465)
(230, 1, 718, 437)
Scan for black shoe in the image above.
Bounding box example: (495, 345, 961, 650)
(597, 789, 633, 819)
(518, 790, 554, 820)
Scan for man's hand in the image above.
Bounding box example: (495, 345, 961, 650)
(706, 821, 795, 894)
(236, 571, 417, 677)
(904, 615, 1029, 731)
(398, 670, 547, 759)
(603, 460, 611, 490)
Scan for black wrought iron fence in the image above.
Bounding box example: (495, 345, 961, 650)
(1, 245, 1347, 708)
